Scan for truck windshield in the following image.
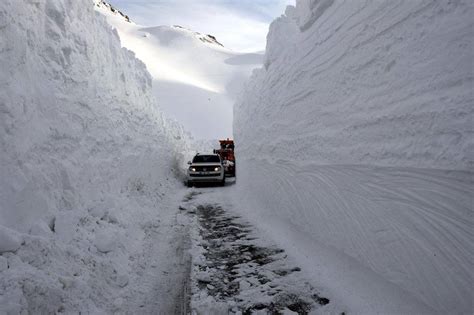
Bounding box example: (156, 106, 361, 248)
(192, 155, 220, 163)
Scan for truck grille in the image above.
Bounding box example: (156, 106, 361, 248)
(193, 166, 218, 172)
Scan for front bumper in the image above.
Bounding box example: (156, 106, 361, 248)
(187, 172, 224, 183)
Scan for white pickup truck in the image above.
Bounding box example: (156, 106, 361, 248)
(186, 154, 225, 187)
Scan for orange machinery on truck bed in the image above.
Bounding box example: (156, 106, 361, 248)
(214, 138, 236, 177)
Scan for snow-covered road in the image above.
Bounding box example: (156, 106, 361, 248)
(178, 184, 344, 315)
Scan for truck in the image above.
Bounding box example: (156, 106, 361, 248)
(213, 138, 236, 177)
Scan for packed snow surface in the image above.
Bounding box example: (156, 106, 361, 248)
(0, 0, 192, 312)
(95, 1, 262, 140)
(235, 0, 473, 313)
(180, 187, 344, 314)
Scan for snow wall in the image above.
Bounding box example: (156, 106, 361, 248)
(234, 0, 473, 313)
(0, 0, 188, 232)
(0, 0, 190, 312)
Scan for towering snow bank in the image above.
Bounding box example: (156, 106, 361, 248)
(0, 0, 182, 231)
(0, 0, 189, 312)
(240, 0, 472, 170)
(234, 0, 473, 313)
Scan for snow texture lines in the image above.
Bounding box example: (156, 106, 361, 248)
(235, 0, 473, 312)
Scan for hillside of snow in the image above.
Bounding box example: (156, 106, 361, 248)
(234, 0, 473, 313)
(95, 1, 262, 140)
(0, 0, 191, 312)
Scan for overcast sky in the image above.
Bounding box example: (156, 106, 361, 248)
(107, 0, 295, 52)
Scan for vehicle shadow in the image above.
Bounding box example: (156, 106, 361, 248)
(185, 177, 236, 188)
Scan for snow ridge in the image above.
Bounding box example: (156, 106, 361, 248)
(173, 25, 225, 47)
(94, 0, 131, 23)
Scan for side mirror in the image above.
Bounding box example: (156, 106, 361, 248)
(187, 161, 192, 165)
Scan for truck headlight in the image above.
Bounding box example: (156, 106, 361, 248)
(214, 166, 221, 171)
(189, 167, 196, 172)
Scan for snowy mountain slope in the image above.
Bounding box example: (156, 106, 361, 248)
(0, 0, 191, 312)
(95, 0, 262, 139)
(234, 0, 473, 313)
(95, 1, 263, 139)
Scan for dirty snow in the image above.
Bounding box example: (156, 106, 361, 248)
(180, 187, 342, 314)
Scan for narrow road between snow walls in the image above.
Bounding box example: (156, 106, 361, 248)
(1, 0, 472, 313)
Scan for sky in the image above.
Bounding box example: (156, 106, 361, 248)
(106, 0, 295, 52)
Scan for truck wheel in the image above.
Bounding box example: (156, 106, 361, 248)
(220, 178, 225, 187)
